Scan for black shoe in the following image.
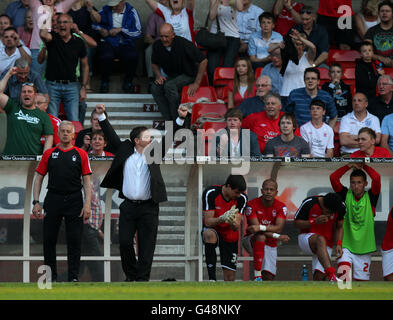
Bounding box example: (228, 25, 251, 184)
(124, 277, 134, 282)
(122, 81, 134, 93)
(100, 82, 109, 93)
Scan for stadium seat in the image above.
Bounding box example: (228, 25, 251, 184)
(202, 121, 227, 132)
(200, 72, 210, 86)
(318, 67, 330, 80)
(342, 67, 355, 80)
(327, 49, 360, 68)
(215, 85, 229, 103)
(213, 67, 235, 87)
(58, 102, 67, 120)
(191, 103, 227, 126)
(255, 67, 263, 79)
(181, 86, 218, 104)
(384, 68, 393, 79)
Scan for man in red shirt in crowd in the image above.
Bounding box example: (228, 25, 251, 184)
(36, 93, 61, 147)
(350, 127, 391, 158)
(294, 192, 346, 281)
(202, 175, 248, 281)
(382, 206, 393, 281)
(242, 92, 300, 153)
(242, 179, 290, 281)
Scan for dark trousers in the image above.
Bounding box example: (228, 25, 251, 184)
(80, 224, 104, 282)
(207, 36, 240, 84)
(118, 199, 159, 281)
(43, 191, 83, 281)
(99, 42, 139, 83)
(151, 74, 194, 120)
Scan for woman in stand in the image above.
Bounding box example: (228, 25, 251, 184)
(227, 57, 256, 109)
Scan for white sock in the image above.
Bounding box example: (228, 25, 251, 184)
(254, 270, 262, 277)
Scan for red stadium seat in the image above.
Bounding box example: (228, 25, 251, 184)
(181, 86, 218, 104)
(342, 67, 355, 79)
(327, 49, 360, 68)
(384, 68, 393, 79)
(255, 67, 264, 79)
(215, 85, 230, 103)
(318, 67, 330, 80)
(200, 72, 210, 86)
(191, 103, 227, 126)
(213, 67, 235, 87)
(202, 121, 227, 132)
(58, 102, 67, 120)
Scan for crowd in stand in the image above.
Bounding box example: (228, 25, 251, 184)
(1, 0, 393, 159)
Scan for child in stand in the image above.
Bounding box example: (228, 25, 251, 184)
(355, 41, 384, 100)
(322, 63, 352, 119)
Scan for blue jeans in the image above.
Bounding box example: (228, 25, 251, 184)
(207, 36, 240, 84)
(46, 80, 80, 121)
(31, 49, 46, 79)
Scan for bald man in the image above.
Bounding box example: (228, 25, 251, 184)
(151, 23, 207, 121)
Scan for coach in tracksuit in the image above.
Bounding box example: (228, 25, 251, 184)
(33, 120, 92, 282)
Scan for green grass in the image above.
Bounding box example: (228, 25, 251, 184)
(0, 282, 393, 300)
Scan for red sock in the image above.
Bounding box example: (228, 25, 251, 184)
(325, 267, 336, 277)
(253, 241, 265, 272)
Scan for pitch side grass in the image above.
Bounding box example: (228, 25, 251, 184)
(0, 282, 393, 300)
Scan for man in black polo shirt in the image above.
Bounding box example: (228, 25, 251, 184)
(293, 5, 329, 67)
(40, 13, 89, 121)
(32, 120, 92, 282)
(369, 75, 393, 124)
(151, 23, 208, 121)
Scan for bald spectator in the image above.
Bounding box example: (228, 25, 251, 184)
(35, 92, 61, 147)
(339, 92, 381, 156)
(5, 0, 30, 29)
(368, 75, 393, 124)
(0, 83, 53, 155)
(237, 75, 272, 119)
(17, 8, 33, 48)
(40, 13, 89, 121)
(0, 26, 32, 75)
(351, 127, 391, 158)
(93, 0, 142, 93)
(151, 23, 207, 121)
(0, 57, 48, 103)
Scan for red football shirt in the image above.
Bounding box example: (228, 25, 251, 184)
(274, 2, 304, 36)
(382, 207, 393, 251)
(294, 196, 345, 248)
(202, 185, 248, 243)
(317, 0, 353, 18)
(245, 197, 287, 247)
(350, 147, 391, 158)
(242, 111, 301, 153)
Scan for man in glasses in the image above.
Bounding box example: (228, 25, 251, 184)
(238, 75, 272, 119)
(368, 75, 393, 124)
(40, 13, 89, 121)
(293, 5, 329, 67)
(0, 82, 53, 155)
(0, 57, 48, 103)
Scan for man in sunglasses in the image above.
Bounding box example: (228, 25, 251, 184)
(0, 81, 53, 155)
(293, 5, 329, 67)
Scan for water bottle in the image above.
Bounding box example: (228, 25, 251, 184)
(301, 264, 308, 281)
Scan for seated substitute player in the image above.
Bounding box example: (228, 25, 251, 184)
(330, 163, 381, 281)
(202, 175, 248, 281)
(242, 179, 290, 281)
(294, 192, 346, 282)
(382, 206, 393, 281)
